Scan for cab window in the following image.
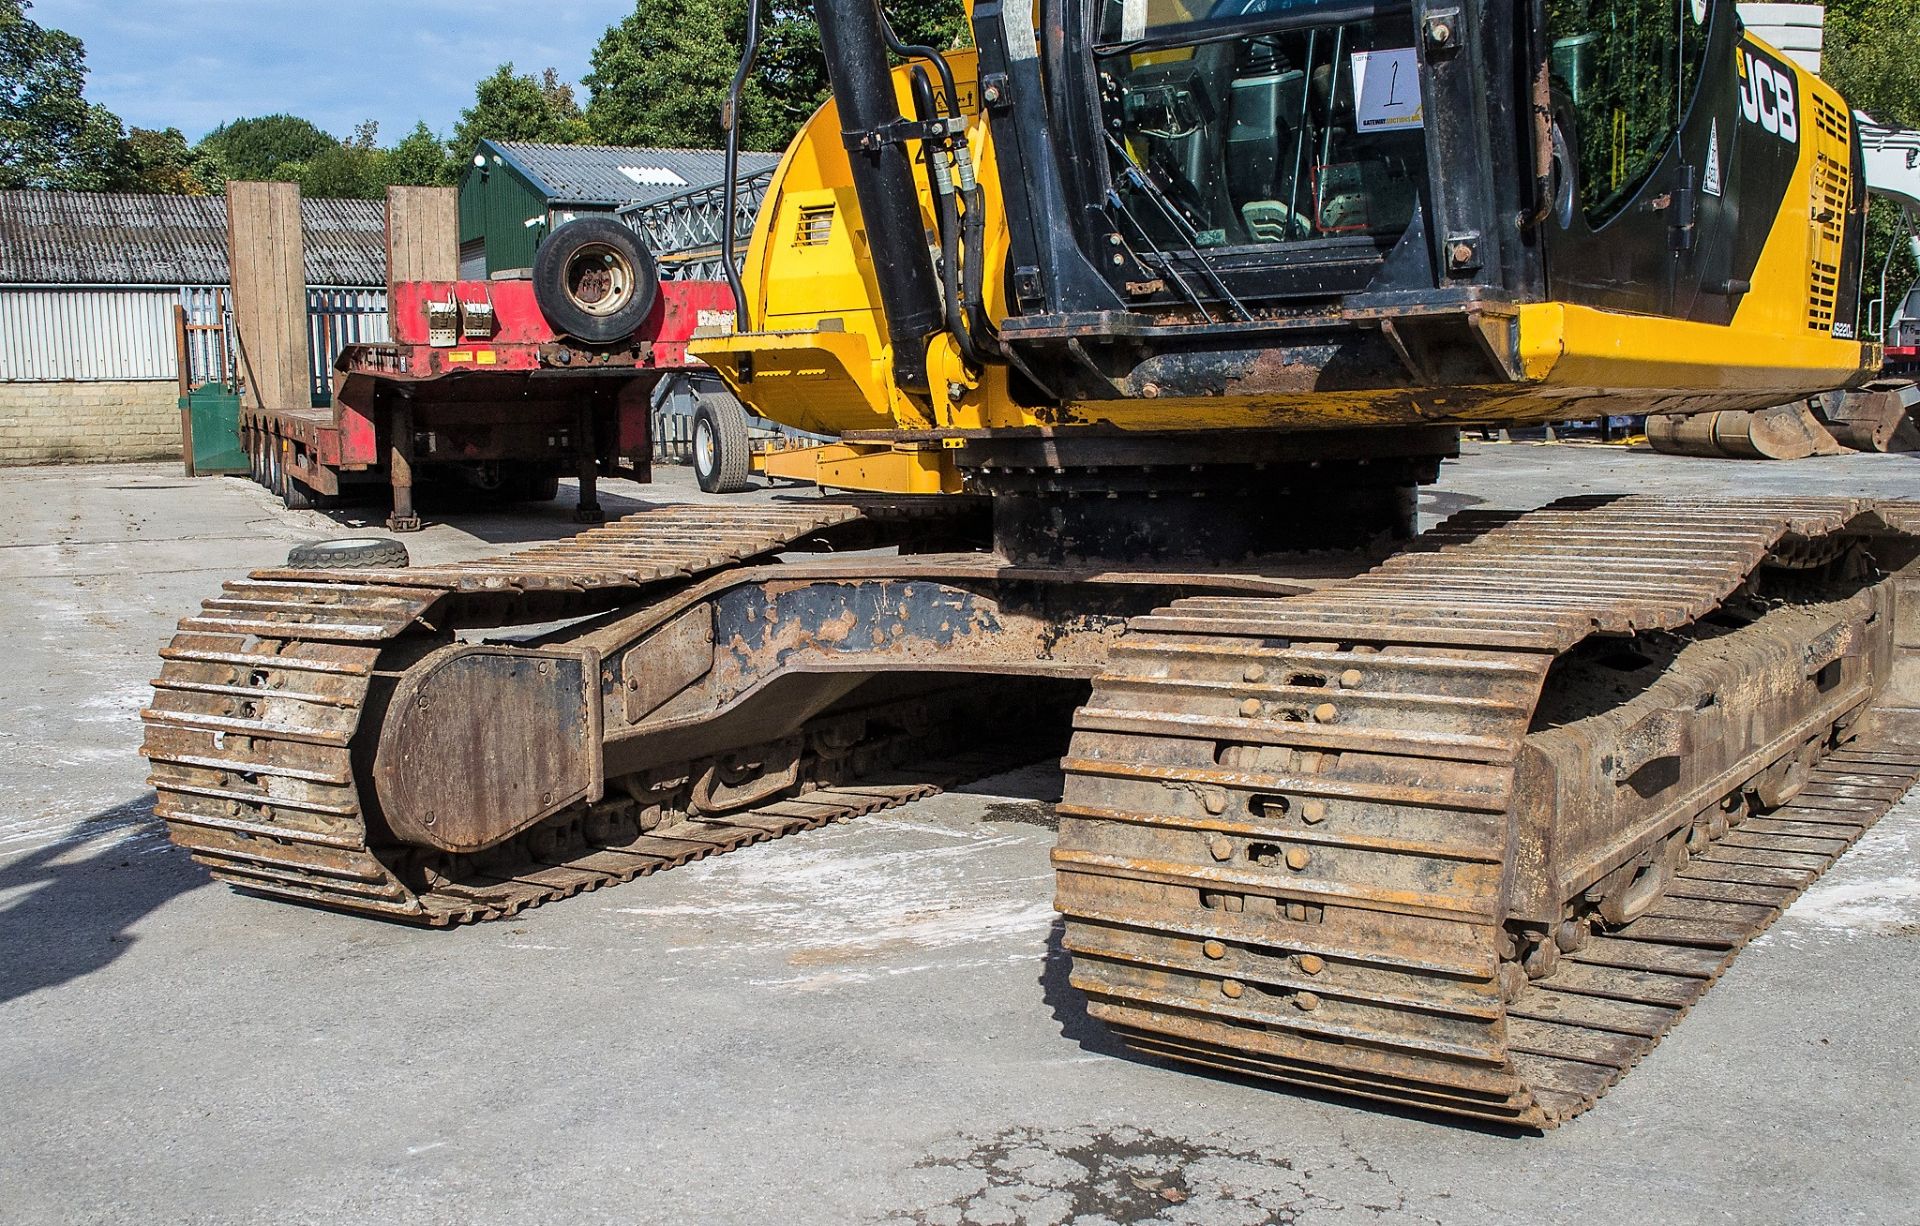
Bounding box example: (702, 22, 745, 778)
(1547, 0, 1708, 225)
(1096, 0, 1427, 252)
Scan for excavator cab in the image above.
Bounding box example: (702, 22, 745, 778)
(950, 0, 1873, 415)
(687, 0, 1876, 507)
(1097, 2, 1427, 259)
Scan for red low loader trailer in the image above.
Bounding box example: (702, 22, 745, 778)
(243, 277, 736, 530)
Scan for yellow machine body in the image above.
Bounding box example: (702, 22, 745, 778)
(694, 22, 1879, 491)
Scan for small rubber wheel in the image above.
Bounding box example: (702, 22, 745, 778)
(692, 393, 753, 494)
(522, 470, 561, 503)
(283, 476, 316, 511)
(533, 217, 659, 344)
(286, 537, 411, 570)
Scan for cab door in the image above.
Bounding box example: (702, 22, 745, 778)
(1539, 0, 1733, 321)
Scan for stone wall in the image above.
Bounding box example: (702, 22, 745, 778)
(0, 380, 180, 466)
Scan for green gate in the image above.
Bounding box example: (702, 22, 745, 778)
(175, 298, 248, 476)
(181, 384, 247, 476)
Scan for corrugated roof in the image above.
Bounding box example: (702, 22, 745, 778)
(0, 191, 387, 287)
(487, 141, 783, 208)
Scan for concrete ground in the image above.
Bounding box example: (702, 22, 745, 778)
(2, 442, 1917, 1226)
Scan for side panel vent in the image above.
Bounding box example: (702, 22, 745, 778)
(1806, 96, 1850, 333)
(795, 204, 836, 248)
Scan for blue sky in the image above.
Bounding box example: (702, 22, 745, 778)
(36, 0, 638, 143)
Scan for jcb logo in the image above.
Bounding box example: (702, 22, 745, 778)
(1739, 50, 1798, 144)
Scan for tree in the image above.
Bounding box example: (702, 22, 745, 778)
(385, 120, 455, 186)
(0, 0, 134, 189)
(450, 63, 591, 164)
(281, 142, 385, 200)
(583, 0, 967, 151)
(124, 126, 216, 194)
(585, 0, 745, 149)
(1826, 0, 1920, 321)
(185, 116, 456, 201)
(196, 113, 337, 182)
(1826, 0, 1920, 128)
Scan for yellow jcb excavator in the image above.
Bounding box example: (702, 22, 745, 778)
(143, 0, 1919, 1127)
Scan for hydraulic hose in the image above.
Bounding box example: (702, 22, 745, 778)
(720, 0, 765, 332)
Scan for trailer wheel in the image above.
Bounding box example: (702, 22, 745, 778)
(284, 477, 329, 511)
(692, 393, 753, 494)
(533, 217, 659, 344)
(522, 470, 561, 503)
(286, 537, 411, 570)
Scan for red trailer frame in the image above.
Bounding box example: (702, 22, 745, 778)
(246, 278, 735, 530)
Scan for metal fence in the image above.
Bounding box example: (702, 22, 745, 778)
(0, 286, 192, 382)
(179, 286, 231, 388)
(306, 288, 389, 405)
(0, 284, 387, 398)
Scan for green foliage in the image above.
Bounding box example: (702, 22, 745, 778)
(450, 64, 591, 164)
(385, 121, 456, 186)
(189, 116, 455, 200)
(583, 0, 968, 152)
(0, 0, 133, 189)
(1825, 0, 1920, 326)
(585, 0, 747, 149)
(196, 113, 337, 182)
(1826, 0, 1920, 127)
(124, 126, 217, 194)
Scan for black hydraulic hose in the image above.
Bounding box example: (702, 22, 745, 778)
(880, 13, 960, 120)
(911, 66, 983, 369)
(721, 0, 764, 332)
(939, 186, 981, 368)
(878, 8, 1002, 369)
(960, 181, 994, 348)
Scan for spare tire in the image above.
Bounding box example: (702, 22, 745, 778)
(286, 537, 411, 570)
(533, 217, 660, 344)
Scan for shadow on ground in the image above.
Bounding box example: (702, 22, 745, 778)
(291, 476, 813, 548)
(0, 794, 201, 1006)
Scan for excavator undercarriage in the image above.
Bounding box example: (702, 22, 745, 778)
(143, 488, 1920, 1124)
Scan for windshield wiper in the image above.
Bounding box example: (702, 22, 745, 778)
(1094, 0, 1407, 56)
(1104, 132, 1256, 322)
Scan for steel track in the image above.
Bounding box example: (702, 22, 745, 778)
(1057, 495, 1920, 1127)
(140, 502, 1033, 924)
(140, 493, 1920, 1125)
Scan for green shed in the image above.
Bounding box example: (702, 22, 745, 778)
(457, 140, 784, 278)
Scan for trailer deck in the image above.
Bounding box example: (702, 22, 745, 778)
(247, 278, 735, 529)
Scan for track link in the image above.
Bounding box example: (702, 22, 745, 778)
(1057, 495, 1920, 1127)
(141, 502, 1028, 925)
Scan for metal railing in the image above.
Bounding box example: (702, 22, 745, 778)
(621, 167, 776, 281)
(306, 288, 389, 405)
(179, 286, 233, 388)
